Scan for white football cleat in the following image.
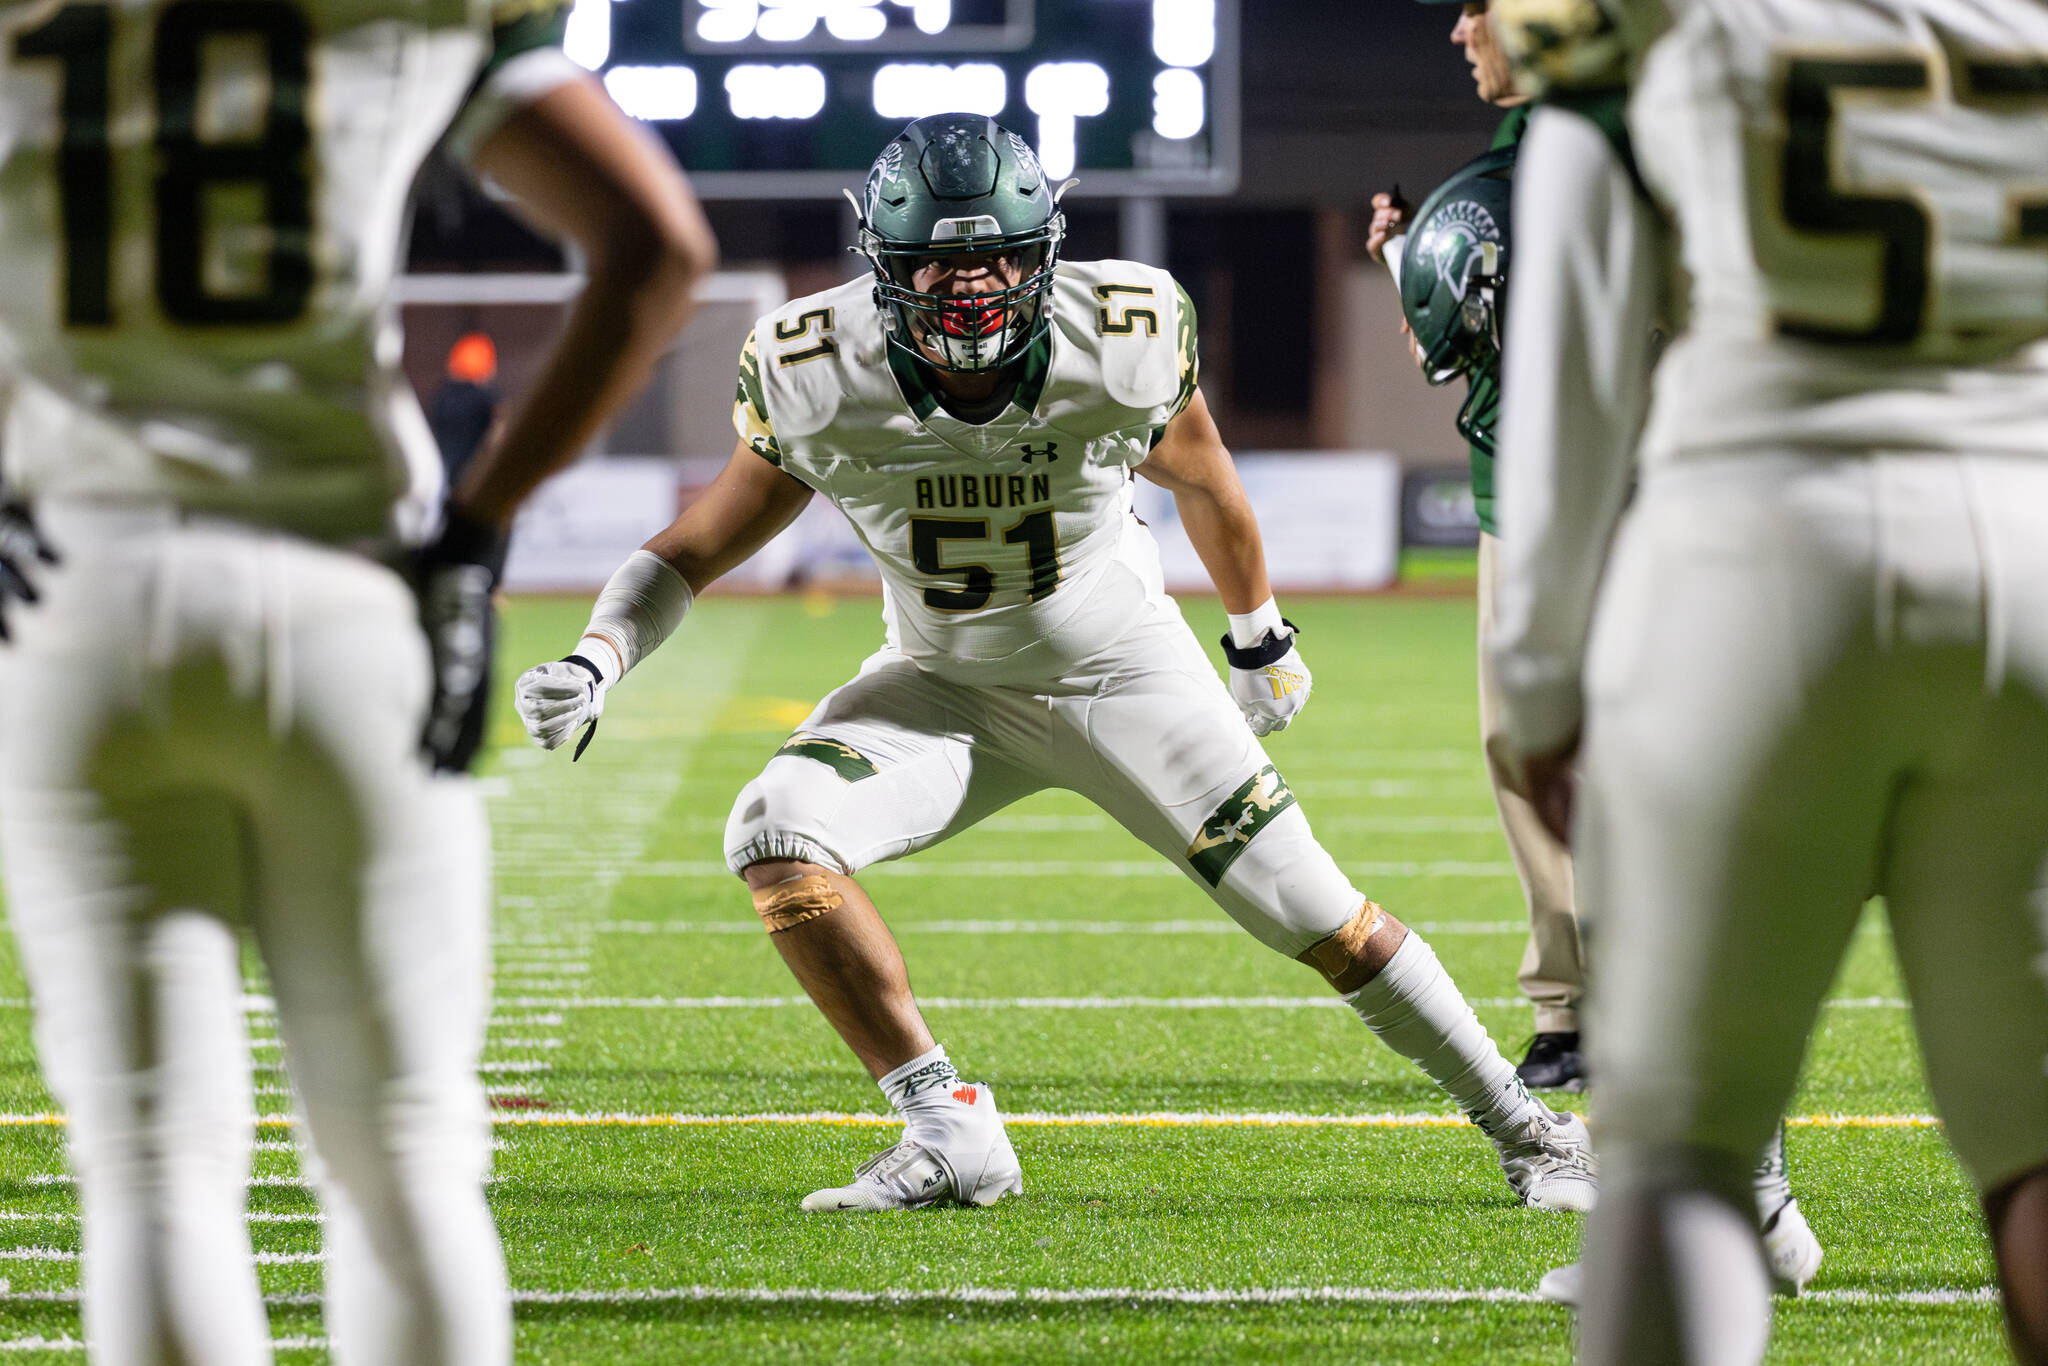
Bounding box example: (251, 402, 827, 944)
(1490, 1106, 1598, 1212)
(1760, 1196, 1823, 1294)
(801, 1081, 1023, 1212)
(1535, 1201, 1821, 1308)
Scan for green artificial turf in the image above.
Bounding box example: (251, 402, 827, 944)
(0, 592, 2014, 1362)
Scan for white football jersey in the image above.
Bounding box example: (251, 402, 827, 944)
(735, 258, 1200, 683)
(1630, 0, 2048, 462)
(0, 0, 579, 543)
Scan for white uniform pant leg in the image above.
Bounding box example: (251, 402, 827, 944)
(0, 515, 275, 1366)
(1878, 457, 2048, 1196)
(1053, 624, 1362, 958)
(1575, 456, 2048, 1364)
(725, 651, 1041, 877)
(1574, 460, 1884, 1366)
(237, 540, 507, 1366)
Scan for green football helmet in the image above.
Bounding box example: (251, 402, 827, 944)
(852, 113, 1067, 374)
(1400, 145, 1518, 455)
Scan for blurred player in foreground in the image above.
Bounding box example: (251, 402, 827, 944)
(1374, 0, 1822, 1300)
(0, 3, 714, 1358)
(1486, 0, 2048, 1359)
(516, 112, 1597, 1215)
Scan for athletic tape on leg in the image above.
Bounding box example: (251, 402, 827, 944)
(1306, 901, 1386, 983)
(753, 873, 844, 933)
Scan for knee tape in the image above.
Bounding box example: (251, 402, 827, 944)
(1305, 900, 1386, 983)
(752, 873, 844, 933)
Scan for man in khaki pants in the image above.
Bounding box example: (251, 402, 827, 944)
(1371, 0, 1584, 1088)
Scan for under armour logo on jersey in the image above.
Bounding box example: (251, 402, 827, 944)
(1017, 442, 1059, 464)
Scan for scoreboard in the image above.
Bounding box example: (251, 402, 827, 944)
(570, 0, 1238, 197)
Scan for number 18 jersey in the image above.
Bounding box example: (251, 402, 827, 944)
(734, 258, 1200, 685)
(0, 0, 577, 543)
(1629, 0, 2048, 462)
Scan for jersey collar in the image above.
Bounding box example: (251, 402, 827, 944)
(887, 329, 1053, 427)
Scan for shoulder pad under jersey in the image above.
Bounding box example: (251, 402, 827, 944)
(750, 277, 888, 442)
(1049, 259, 1195, 417)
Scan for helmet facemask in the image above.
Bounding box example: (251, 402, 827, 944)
(859, 215, 1066, 374)
(1416, 242, 1507, 453)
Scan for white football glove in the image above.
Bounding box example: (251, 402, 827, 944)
(1223, 620, 1311, 738)
(515, 655, 611, 757)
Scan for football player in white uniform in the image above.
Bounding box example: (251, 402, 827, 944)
(1487, 0, 2048, 1360)
(515, 112, 1597, 1215)
(0, 0, 714, 1358)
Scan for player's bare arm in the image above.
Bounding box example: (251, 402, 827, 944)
(456, 75, 718, 529)
(417, 72, 716, 770)
(644, 439, 816, 590)
(1139, 388, 1311, 738)
(1136, 389, 1270, 614)
(514, 441, 811, 757)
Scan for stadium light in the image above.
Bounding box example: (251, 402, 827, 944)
(605, 66, 701, 121)
(725, 63, 829, 118)
(565, 0, 610, 71)
(903, 0, 951, 35)
(1151, 68, 1203, 139)
(826, 0, 887, 40)
(872, 63, 1006, 118)
(697, 0, 757, 43)
(1025, 62, 1109, 180)
(1152, 0, 1216, 68)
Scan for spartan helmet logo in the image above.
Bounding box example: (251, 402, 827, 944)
(1424, 200, 1503, 304)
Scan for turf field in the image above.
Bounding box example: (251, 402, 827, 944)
(0, 592, 2014, 1362)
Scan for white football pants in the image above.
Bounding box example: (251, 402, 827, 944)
(0, 504, 509, 1366)
(1574, 454, 2048, 1365)
(724, 604, 1364, 958)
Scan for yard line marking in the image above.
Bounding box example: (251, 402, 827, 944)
(477, 1110, 1941, 1132)
(611, 860, 1514, 880)
(0, 1286, 1999, 1318)
(570, 918, 1531, 938)
(0, 1247, 73, 1260)
(0, 1110, 1944, 1130)
(0, 1336, 329, 1351)
(487, 992, 1909, 1012)
(0, 1211, 320, 1225)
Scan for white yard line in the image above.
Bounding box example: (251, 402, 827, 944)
(488, 992, 1910, 1012)
(568, 917, 1531, 937)
(0, 1286, 1998, 1324)
(0, 1109, 1943, 1130)
(607, 860, 1515, 880)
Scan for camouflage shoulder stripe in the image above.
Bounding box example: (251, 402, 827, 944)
(776, 734, 878, 782)
(1184, 764, 1297, 888)
(732, 328, 782, 465)
(1171, 282, 1200, 418)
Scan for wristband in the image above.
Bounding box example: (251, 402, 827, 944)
(1220, 618, 1300, 670)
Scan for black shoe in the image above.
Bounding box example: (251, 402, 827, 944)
(1516, 1032, 1586, 1091)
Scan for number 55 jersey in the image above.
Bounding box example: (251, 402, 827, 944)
(1628, 0, 2048, 465)
(735, 257, 1200, 686)
(0, 0, 580, 542)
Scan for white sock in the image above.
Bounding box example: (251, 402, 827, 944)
(879, 1045, 962, 1116)
(1752, 1122, 1793, 1223)
(1344, 933, 1535, 1133)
